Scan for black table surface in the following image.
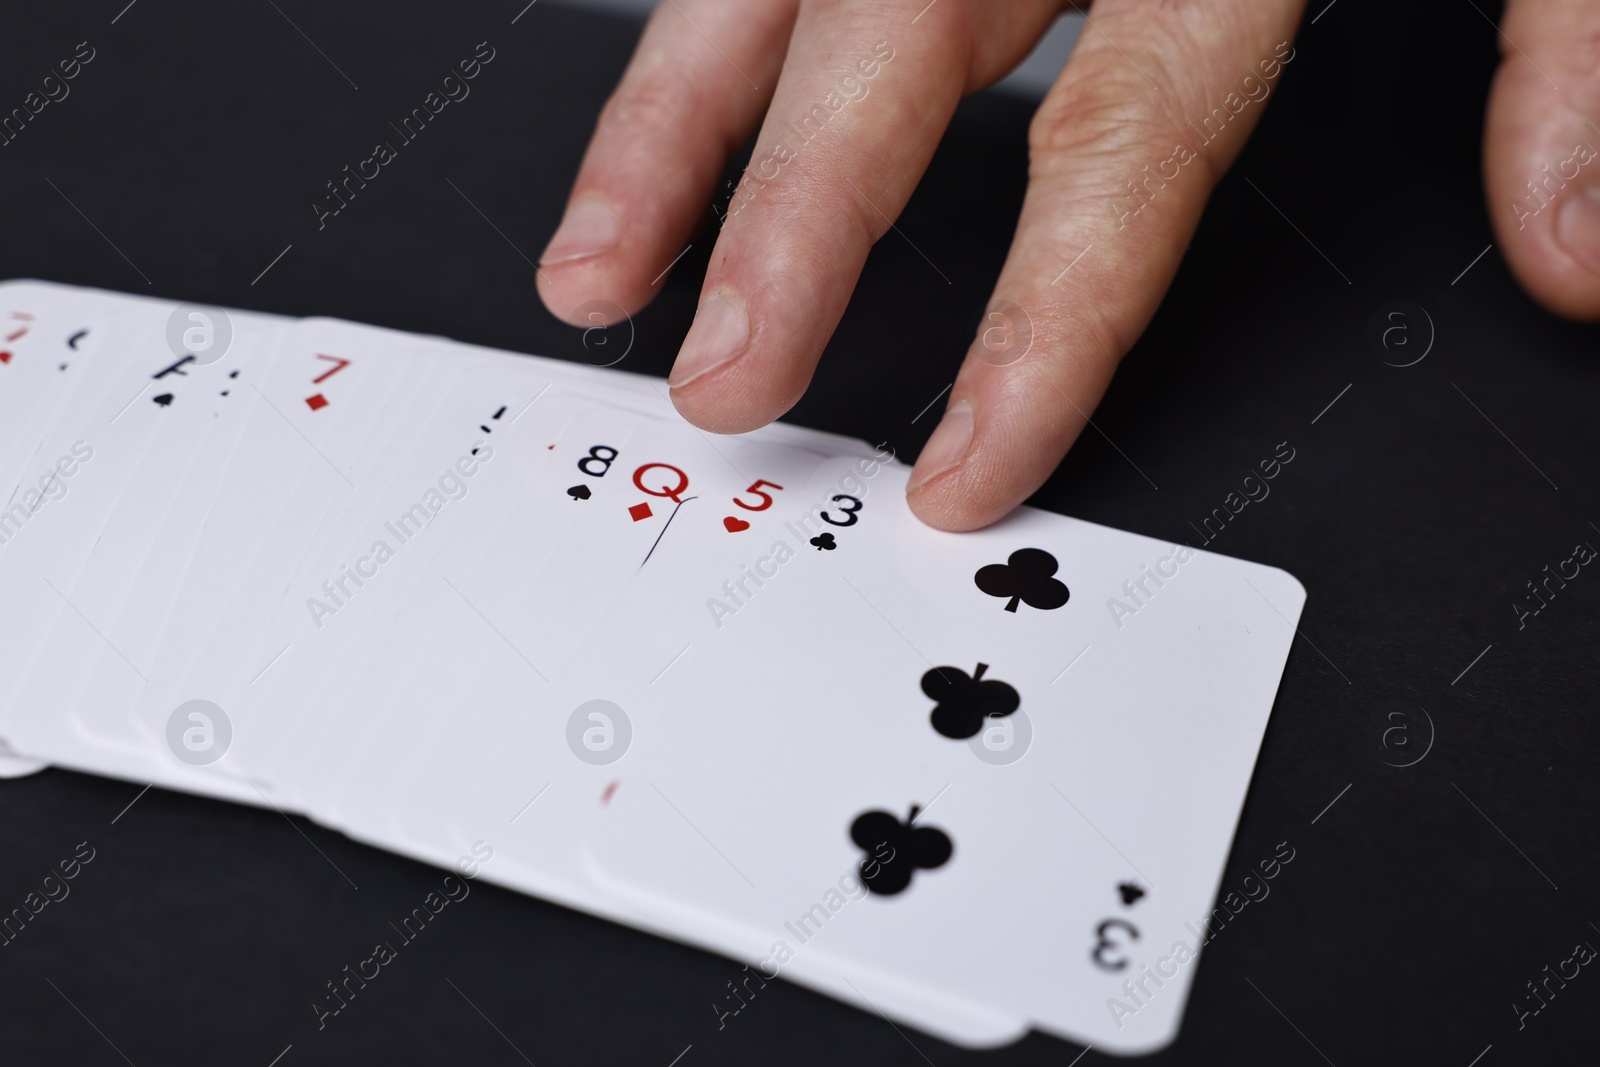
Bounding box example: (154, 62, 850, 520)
(2, 1, 1596, 1063)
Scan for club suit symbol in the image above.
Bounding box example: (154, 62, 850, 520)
(851, 805, 952, 896)
(921, 663, 1019, 740)
(975, 548, 1069, 613)
(809, 532, 836, 551)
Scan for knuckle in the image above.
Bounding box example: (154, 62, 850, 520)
(1552, 30, 1600, 117)
(599, 74, 693, 137)
(1044, 286, 1134, 365)
(597, 67, 747, 160)
(1076, 297, 1136, 363)
(1498, 5, 1600, 118)
(1027, 19, 1222, 191)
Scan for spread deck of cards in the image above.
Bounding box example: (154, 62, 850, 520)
(0, 279, 1305, 1053)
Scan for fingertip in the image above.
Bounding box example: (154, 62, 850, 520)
(1490, 162, 1600, 321)
(532, 195, 643, 327)
(905, 471, 1006, 533)
(1481, 15, 1600, 322)
(906, 398, 973, 494)
(668, 382, 761, 434)
(903, 364, 1100, 532)
(668, 368, 799, 435)
(541, 195, 621, 267)
(666, 287, 818, 433)
(905, 399, 1013, 532)
(1543, 185, 1600, 319)
(666, 290, 760, 431)
(1555, 187, 1600, 274)
(667, 290, 749, 389)
(535, 267, 626, 327)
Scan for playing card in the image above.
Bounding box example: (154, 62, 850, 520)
(239, 358, 572, 809)
(0, 304, 189, 763)
(0, 282, 107, 504)
(333, 397, 868, 844)
(0, 303, 291, 799)
(310, 393, 665, 836)
(579, 457, 1306, 1052)
(0, 283, 1307, 1054)
(0, 742, 47, 779)
(97, 315, 428, 796)
(55, 317, 274, 759)
(362, 431, 1035, 1046)
(147, 330, 448, 793)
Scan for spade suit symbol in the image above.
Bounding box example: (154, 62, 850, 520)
(974, 548, 1069, 613)
(921, 663, 1019, 740)
(566, 484, 592, 501)
(851, 805, 952, 896)
(1118, 881, 1146, 907)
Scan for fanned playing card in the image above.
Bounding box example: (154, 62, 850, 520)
(0, 281, 1305, 1052)
(578, 456, 1305, 1052)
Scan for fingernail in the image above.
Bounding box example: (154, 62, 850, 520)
(541, 197, 620, 266)
(669, 292, 749, 388)
(908, 399, 973, 491)
(1557, 186, 1600, 273)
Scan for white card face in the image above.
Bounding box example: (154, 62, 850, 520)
(221, 363, 466, 794)
(0, 307, 301, 799)
(482, 418, 833, 683)
(579, 457, 1306, 1052)
(317, 394, 664, 836)
(82, 317, 426, 796)
(0, 288, 107, 502)
(369, 432, 1030, 1047)
(0, 747, 47, 778)
(0, 284, 1308, 1053)
(59, 320, 273, 755)
(84, 315, 286, 668)
(0, 305, 185, 752)
(239, 358, 569, 808)
(367, 414, 806, 861)
(0, 282, 274, 790)
(340, 401, 842, 845)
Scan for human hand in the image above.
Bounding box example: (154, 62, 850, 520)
(536, 0, 1595, 532)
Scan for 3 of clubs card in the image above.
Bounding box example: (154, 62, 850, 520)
(577, 456, 1306, 1052)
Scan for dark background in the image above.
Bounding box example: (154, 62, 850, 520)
(2, 1, 1596, 1063)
